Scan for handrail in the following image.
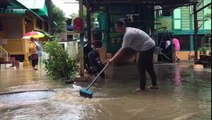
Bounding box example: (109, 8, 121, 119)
(0, 46, 9, 61)
(0, 46, 8, 54)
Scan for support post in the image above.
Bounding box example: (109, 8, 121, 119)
(86, 0, 91, 42)
(78, 0, 85, 76)
(193, 2, 198, 64)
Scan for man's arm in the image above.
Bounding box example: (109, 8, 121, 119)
(109, 48, 128, 64)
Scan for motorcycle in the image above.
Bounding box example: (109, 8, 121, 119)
(83, 42, 105, 78)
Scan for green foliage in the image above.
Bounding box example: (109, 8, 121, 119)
(51, 4, 67, 33)
(43, 39, 77, 81)
(198, 43, 211, 54)
(198, 46, 207, 53)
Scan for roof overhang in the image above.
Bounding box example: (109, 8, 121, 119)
(83, 0, 196, 9)
(0, 8, 26, 15)
(84, 0, 196, 4)
(32, 4, 48, 16)
(17, 0, 48, 17)
(3, 0, 44, 21)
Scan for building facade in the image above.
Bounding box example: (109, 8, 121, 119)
(155, 0, 211, 60)
(0, 0, 49, 67)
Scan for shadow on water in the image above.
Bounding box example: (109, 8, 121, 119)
(0, 62, 211, 120)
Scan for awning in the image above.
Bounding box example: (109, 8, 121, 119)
(17, 0, 48, 16)
(6, 0, 44, 21)
(0, 8, 26, 15)
(33, 4, 48, 16)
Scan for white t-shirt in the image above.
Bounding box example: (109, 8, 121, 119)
(122, 27, 155, 51)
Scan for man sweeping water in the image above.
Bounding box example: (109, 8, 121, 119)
(79, 19, 158, 98)
(108, 19, 159, 91)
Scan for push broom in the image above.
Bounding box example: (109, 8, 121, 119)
(80, 62, 109, 98)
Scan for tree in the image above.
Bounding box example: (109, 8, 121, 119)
(51, 3, 67, 33)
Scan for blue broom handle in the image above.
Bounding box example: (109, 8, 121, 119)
(86, 62, 109, 90)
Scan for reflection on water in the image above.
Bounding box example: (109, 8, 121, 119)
(0, 62, 211, 120)
(0, 68, 64, 92)
(174, 66, 182, 86)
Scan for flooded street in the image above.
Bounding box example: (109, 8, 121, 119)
(0, 61, 211, 120)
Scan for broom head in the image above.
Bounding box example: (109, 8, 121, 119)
(80, 88, 93, 98)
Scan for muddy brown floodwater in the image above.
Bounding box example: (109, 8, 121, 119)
(0, 62, 211, 120)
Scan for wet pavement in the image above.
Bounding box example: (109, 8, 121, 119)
(0, 61, 211, 120)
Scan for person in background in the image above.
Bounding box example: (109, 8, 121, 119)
(29, 37, 40, 70)
(172, 37, 180, 62)
(108, 19, 158, 91)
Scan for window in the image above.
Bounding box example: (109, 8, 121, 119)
(173, 8, 181, 29)
(154, 5, 162, 17)
(44, 23, 48, 31)
(7, 18, 22, 38)
(203, 0, 211, 29)
(59, 42, 67, 50)
(36, 18, 43, 29)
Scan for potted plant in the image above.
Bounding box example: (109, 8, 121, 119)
(198, 46, 207, 55)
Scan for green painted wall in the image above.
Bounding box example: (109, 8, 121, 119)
(155, 17, 172, 31)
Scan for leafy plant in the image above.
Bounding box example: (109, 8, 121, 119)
(43, 39, 77, 81)
(198, 45, 211, 54)
(198, 46, 207, 53)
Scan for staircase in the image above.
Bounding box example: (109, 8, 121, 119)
(0, 46, 11, 69)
